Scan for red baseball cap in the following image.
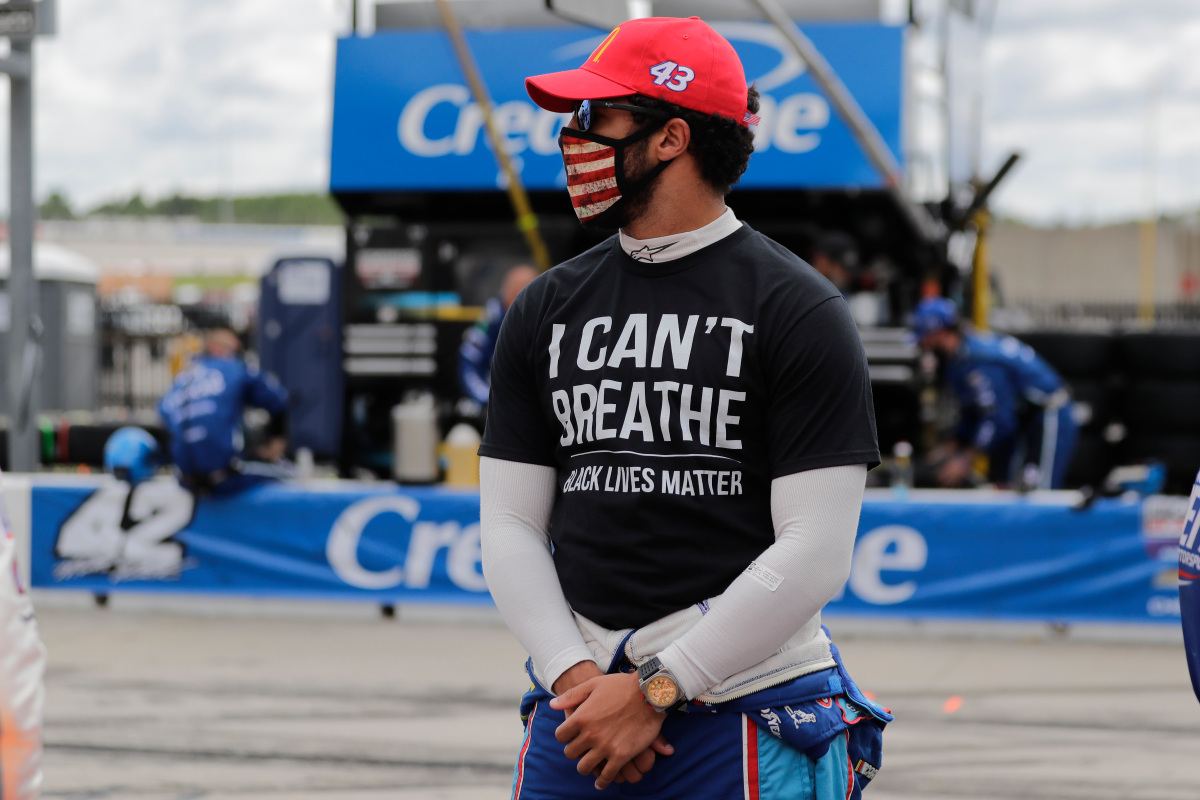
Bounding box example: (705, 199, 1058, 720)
(526, 16, 757, 127)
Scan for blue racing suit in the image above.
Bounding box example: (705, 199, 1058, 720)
(459, 298, 504, 405)
(946, 332, 1078, 488)
(1181, 469, 1200, 704)
(512, 634, 889, 799)
(158, 355, 289, 495)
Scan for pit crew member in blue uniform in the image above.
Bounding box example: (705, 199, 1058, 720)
(912, 298, 1078, 489)
(159, 328, 290, 496)
(1181, 469, 1200, 704)
(459, 265, 539, 406)
(480, 16, 889, 799)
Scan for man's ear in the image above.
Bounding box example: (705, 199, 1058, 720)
(654, 118, 691, 160)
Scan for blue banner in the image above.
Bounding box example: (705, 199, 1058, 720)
(837, 495, 1179, 622)
(330, 23, 903, 193)
(32, 479, 486, 602)
(29, 479, 1184, 624)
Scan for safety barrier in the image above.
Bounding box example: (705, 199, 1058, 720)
(24, 477, 1186, 624)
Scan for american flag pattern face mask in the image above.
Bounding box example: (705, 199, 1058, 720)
(560, 132, 621, 224)
(557, 119, 673, 229)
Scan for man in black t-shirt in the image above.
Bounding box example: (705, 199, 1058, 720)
(480, 16, 889, 799)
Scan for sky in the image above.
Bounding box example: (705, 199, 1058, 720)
(982, 0, 1200, 223)
(9, 0, 1200, 224)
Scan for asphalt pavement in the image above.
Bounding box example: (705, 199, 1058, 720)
(30, 592, 1199, 799)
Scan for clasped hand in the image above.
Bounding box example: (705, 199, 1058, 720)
(551, 672, 674, 791)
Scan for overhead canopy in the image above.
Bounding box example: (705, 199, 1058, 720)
(0, 242, 99, 285)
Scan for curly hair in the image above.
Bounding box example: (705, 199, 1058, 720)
(626, 86, 760, 195)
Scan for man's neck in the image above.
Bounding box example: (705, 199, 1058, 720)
(622, 195, 728, 239)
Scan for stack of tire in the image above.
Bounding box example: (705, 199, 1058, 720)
(1017, 330, 1118, 489)
(1116, 331, 1200, 495)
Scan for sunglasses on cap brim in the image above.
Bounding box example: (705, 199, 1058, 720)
(572, 99, 670, 132)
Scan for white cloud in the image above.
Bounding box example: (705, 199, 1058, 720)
(982, 0, 1200, 222)
(20, 0, 347, 210)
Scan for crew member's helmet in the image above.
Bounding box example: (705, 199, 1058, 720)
(911, 298, 960, 340)
(103, 427, 160, 485)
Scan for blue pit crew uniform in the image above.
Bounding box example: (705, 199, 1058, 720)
(459, 298, 504, 406)
(513, 634, 889, 800)
(945, 332, 1078, 489)
(1181, 469, 1200, 704)
(159, 355, 289, 496)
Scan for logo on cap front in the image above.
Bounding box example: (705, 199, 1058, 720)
(591, 27, 621, 63)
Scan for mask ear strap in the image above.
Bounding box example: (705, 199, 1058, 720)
(559, 126, 626, 148)
(617, 113, 678, 153)
(622, 154, 674, 194)
(560, 117, 670, 149)
(620, 118, 679, 188)
(621, 120, 667, 145)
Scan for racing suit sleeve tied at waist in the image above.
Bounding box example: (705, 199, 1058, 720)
(527, 600, 837, 705)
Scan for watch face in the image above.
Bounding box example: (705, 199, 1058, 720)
(645, 675, 680, 709)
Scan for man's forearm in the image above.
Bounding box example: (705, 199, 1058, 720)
(480, 457, 595, 690)
(656, 465, 867, 700)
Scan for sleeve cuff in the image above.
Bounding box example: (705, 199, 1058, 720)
(541, 645, 598, 693)
(655, 642, 711, 702)
(770, 450, 880, 479)
(476, 444, 557, 468)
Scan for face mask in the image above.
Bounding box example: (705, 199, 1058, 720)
(558, 123, 673, 230)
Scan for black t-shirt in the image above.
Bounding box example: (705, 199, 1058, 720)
(480, 224, 879, 630)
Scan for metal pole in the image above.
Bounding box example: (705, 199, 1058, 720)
(435, 0, 552, 270)
(7, 34, 38, 472)
(1139, 86, 1160, 324)
(954, 151, 1020, 231)
(747, 0, 942, 243)
(1138, 218, 1157, 323)
(971, 209, 990, 332)
(626, 0, 651, 19)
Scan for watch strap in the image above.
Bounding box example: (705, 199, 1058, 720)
(637, 656, 665, 685)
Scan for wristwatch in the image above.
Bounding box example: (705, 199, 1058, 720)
(637, 656, 685, 712)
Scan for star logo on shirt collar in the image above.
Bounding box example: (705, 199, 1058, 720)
(628, 242, 677, 262)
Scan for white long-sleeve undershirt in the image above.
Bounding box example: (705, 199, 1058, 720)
(480, 457, 594, 689)
(656, 464, 865, 699)
(479, 456, 867, 698)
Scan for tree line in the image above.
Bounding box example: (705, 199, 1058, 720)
(38, 190, 344, 226)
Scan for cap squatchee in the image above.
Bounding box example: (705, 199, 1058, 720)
(524, 16, 760, 128)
